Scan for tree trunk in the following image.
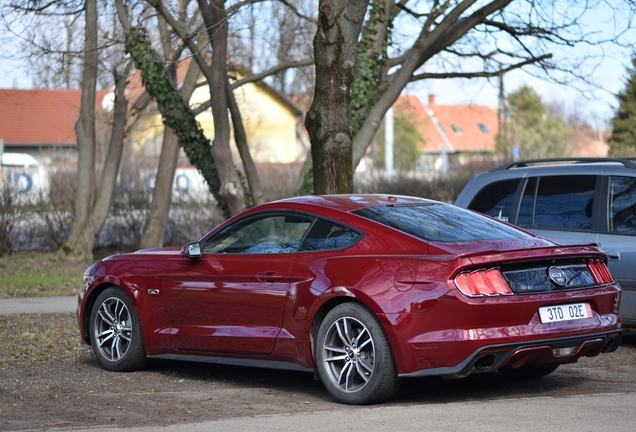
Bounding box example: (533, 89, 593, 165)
(140, 51, 201, 249)
(139, 127, 180, 249)
(305, 0, 369, 195)
(198, 0, 246, 215)
(74, 66, 130, 259)
(60, 0, 98, 259)
(227, 81, 264, 205)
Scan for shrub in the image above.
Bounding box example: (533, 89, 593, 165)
(0, 180, 16, 256)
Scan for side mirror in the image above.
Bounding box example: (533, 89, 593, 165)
(186, 242, 202, 259)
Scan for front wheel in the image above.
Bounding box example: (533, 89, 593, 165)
(315, 303, 401, 404)
(89, 287, 148, 372)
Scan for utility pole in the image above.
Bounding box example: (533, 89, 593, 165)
(385, 107, 394, 180)
(498, 69, 509, 161)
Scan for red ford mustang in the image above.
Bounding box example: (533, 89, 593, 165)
(77, 195, 622, 404)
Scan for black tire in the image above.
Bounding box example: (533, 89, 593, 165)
(499, 363, 559, 379)
(89, 287, 149, 372)
(315, 302, 401, 404)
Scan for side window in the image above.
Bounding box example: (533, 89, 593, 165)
(467, 179, 521, 222)
(609, 176, 636, 234)
(203, 214, 313, 254)
(532, 175, 596, 230)
(299, 219, 362, 252)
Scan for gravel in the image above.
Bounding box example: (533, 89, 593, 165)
(1, 313, 636, 430)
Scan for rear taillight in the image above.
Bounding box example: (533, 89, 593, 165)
(588, 259, 613, 284)
(454, 268, 513, 297)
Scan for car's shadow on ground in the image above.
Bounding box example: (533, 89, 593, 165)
(119, 356, 594, 406)
(619, 328, 636, 346)
(76, 330, 636, 407)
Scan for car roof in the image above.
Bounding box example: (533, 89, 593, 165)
(490, 158, 636, 173)
(269, 194, 438, 213)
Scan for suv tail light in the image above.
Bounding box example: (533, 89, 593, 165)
(454, 268, 513, 297)
(588, 259, 613, 284)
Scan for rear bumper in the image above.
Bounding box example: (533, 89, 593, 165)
(398, 329, 622, 378)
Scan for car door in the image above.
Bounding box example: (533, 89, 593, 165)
(597, 175, 636, 323)
(163, 212, 314, 354)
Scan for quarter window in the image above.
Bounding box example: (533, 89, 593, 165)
(299, 219, 362, 251)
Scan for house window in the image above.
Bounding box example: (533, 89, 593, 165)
(478, 123, 489, 133)
(450, 124, 462, 134)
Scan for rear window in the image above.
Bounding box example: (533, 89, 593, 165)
(353, 203, 531, 243)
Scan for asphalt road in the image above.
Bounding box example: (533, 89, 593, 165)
(3, 298, 635, 431)
(0, 296, 76, 314)
(76, 392, 636, 432)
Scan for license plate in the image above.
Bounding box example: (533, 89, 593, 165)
(539, 303, 592, 323)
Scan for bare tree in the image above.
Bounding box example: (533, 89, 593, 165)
(307, 0, 636, 194)
(62, 0, 99, 258)
(143, 0, 314, 210)
(140, 4, 204, 249)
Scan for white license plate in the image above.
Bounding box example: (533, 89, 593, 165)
(539, 303, 592, 323)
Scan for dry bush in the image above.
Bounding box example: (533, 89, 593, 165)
(355, 164, 495, 204)
(100, 174, 152, 251)
(257, 163, 303, 202)
(35, 169, 75, 249)
(0, 180, 16, 256)
(164, 198, 224, 246)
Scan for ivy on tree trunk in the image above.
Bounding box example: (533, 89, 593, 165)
(123, 26, 230, 218)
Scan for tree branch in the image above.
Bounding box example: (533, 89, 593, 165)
(146, 0, 215, 84)
(227, 0, 317, 24)
(410, 53, 553, 81)
(230, 58, 314, 89)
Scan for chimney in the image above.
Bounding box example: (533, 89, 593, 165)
(428, 94, 436, 105)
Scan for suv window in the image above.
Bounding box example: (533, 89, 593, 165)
(466, 178, 521, 222)
(465, 175, 597, 230)
(530, 176, 596, 230)
(610, 176, 636, 234)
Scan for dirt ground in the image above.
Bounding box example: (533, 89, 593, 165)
(1, 313, 636, 431)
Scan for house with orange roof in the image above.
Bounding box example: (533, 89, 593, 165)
(568, 124, 609, 157)
(1, 58, 307, 169)
(0, 88, 109, 162)
(129, 58, 307, 165)
(393, 94, 499, 171)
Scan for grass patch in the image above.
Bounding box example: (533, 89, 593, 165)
(0, 312, 92, 366)
(0, 252, 89, 298)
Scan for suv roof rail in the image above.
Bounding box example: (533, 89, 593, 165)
(491, 157, 636, 171)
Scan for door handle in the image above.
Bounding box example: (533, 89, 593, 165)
(606, 251, 621, 261)
(257, 272, 283, 282)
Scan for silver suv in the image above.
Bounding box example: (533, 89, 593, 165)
(455, 158, 636, 327)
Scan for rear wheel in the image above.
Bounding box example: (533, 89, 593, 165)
(499, 363, 559, 379)
(315, 303, 401, 404)
(90, 287, 148, 372)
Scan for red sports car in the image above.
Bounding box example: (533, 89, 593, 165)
(77, 195, 622, 404)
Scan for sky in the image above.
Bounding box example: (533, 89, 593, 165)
(1, 1, 635, 129)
